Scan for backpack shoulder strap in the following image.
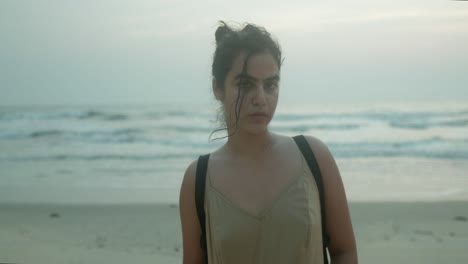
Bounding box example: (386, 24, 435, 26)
(292, 135, 330, 264)
(195, 154, 210, 264)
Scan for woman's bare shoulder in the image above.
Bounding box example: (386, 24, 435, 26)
(185, 143, 226, 172)
(302, 135, 335, 161)
(183, 159, 198, 180)
(302, 135, 341, 184)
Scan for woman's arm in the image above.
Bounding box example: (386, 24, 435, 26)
(306, 136, 358, 264)
(179, 160, 205, 264)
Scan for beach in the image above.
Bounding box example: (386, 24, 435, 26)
(1, 201, 467, 264)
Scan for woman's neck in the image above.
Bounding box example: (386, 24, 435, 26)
(225, 130, 276, 158)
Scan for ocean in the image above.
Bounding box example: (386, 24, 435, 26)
(1, 101, 467, 204)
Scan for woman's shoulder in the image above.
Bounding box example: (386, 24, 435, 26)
(184, 157, 199, 173)
(181, 159, 198, 194)
(294, 135, 339, 180)
(182, 145, 226, 179)
(274, 133, 333, 157)
(301, 135, 334, 160)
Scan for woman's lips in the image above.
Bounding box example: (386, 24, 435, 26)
(249, 112, 268, 117)
(249, 113, 268, 120)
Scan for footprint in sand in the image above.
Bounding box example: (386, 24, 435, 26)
(413, 229, 433, 236)
(95, 235, 107, 248)
(49, 212, 61, 218)
(35, 173, 47, 179)
(18, 227, 29, 236)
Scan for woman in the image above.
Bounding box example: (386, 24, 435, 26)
(179, 21, 357, 264)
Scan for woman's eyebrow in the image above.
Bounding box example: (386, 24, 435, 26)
(234, 74, 280, 82)
(265, 75, 280, 82)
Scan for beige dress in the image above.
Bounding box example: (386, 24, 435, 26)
(204, 153, 324, 264)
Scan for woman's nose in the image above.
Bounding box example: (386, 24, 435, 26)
(252, 85, 266, 106)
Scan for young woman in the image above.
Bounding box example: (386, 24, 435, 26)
(179, 21, 357, 264)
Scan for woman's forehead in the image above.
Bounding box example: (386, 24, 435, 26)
(229, 52, 280, 81)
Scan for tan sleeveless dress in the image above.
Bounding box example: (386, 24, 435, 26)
(204, 153, 324, 264)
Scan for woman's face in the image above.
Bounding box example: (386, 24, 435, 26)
(215, 51, 280, 135)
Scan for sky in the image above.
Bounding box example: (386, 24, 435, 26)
(1, 0, 467, 106)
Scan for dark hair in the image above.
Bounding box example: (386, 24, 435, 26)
(209, 21, 283, 140)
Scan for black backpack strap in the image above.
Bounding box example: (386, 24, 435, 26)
(293, 135, 330, 264)
(195, 154, 210, 264)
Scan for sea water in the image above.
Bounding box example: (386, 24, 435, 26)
(0, 101, 467, 204)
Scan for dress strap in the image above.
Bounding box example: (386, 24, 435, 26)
(293, 135, 330, 264)
(195, 154, 210, 264)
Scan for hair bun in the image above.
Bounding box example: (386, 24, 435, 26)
(215, 21, 233, 44)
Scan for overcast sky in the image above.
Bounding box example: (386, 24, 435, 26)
(1, 0, 467, 106)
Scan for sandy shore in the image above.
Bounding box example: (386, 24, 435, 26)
(1, 201, 467, 264)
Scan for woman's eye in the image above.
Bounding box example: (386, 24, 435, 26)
(265, 82, 278, 90)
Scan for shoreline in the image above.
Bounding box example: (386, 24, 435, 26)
(2, 156, 467, 205)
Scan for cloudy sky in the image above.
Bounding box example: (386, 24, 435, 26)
(1, 0, 467, 106)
